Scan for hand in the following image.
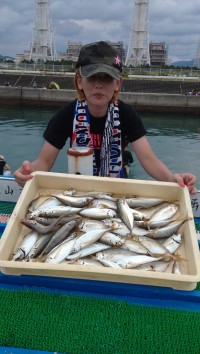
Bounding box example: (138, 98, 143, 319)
(13, 160, 34, 187)
(172, 173, 197, 195)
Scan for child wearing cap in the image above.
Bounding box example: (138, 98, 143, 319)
(13, 41, 197, 194)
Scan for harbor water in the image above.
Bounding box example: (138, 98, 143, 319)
(0, 104, 199, 187)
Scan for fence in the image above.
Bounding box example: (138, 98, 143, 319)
(1, 62, 200, 78)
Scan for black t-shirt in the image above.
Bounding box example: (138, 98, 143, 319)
(0, 160, 6, 175)
(43, 99, 147, 170)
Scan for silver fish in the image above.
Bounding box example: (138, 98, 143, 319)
(64, 258, 104, 267)
(74, 191, 114, 200)
(79, 208, 116, 220)
(135, 260, 171, 272)
(149, 203, 179, 222)
(91, 199, 117, 211)
(79, 219, 107, 232)
(122, 239, 150, 255)
(27, 196, 62, 212)
(115, 254, 163, 269)
(100, 232, 125, 247)
(138, 236, 172, 258)
(95, 248, 136, 262)
(12, 231, 38, 261)
(146, 219, 187, 239)
(132, 225, 152, 237)
(172, 261, 183, 274)
(98, 259, 122, 268)
(162, 234, 182, 254)
(66, 242, 110, 260)
(117, 199, 134, 233)
(21, 214, 64, 234)
(135, 219, 173, 230)
(45, 237, 77, 264)
(42, 219, 79, 255)
(52, 194, 93, 208)
(126, 197, 165, 209)
(27, 233, 53, 260)
(27, 205, 83, 219)
(130, 209, 150, 221)
(34, 214, 81, 226)
(112, 223, 130, 237)
(63, 189, 76, 196)
(72, 228, 110, 253)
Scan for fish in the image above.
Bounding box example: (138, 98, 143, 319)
(73, 191, 115, 200)
(63, 189, 76, 196)
(115, 254, 163, 269)
(132, 225, 152, 237)
(100, 232, 125, 247)
(42, 219, 79, 255)
(126, 197, 166, 209)
(134, 219, 173, 230)
(64, 258, 104, 267)
(95, 248, 136, 262)
(149, 203, 179, 222)
(172, 261, 183, 274)
(45, 237, 77, 264)
(27, 233, 53, 260)
(12, 231, 38, 261)
(135, 260, 171, 272)
(52, 194, 93, 208)
(145, 219, 188, 239)
(117, 199, 134, 233)
(79, 219, 108, 232)
(162, 234, 182, 254)
(72, 228, 110, 253)
(66, 242, 110, 260)
(20, 214, 65, 234)
(137, 236, 173, 259)
(27, 205, 83, 219)
(130, 209, 150, 221)
(34, 214, 81, 226)
(90, 198, 117, 211)
(97, 259, 122, 268)
(79, 208, 116, 220)
(27, 196, 62, 212)
(121, 239, 150, 255)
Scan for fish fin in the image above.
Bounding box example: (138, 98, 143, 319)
(172, 253, 188, 263)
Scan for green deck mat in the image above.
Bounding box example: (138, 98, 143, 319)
(0, 202, 16, 215)
(0, 288, 199, 354)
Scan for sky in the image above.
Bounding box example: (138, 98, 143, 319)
(0, 0, 200, 63)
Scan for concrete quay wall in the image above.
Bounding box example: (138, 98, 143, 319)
(0, 86, 200, 114)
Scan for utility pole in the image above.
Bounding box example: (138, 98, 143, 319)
(126, 0, 150, 67)
(30, 0, 56, 62)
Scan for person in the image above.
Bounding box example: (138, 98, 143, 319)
(33, 81, 37, 88)
(122, 141, 134, 178)
(0, 155, 11, 176)
(48, 81, 60, 90)
(13, 41, 197, 194)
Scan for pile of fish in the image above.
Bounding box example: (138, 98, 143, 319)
(11, 189, 191, 274)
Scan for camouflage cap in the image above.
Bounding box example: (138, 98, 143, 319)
(76, 41, 122, 80)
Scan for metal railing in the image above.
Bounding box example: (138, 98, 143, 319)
(0, 62, 200, 79)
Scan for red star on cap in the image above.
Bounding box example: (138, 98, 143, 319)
(114, 55, 121, 66)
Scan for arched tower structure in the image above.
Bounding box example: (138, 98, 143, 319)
(30, 0, 56, 62)
(193, 38, 200, 68)
(126, 0, 150, 67)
